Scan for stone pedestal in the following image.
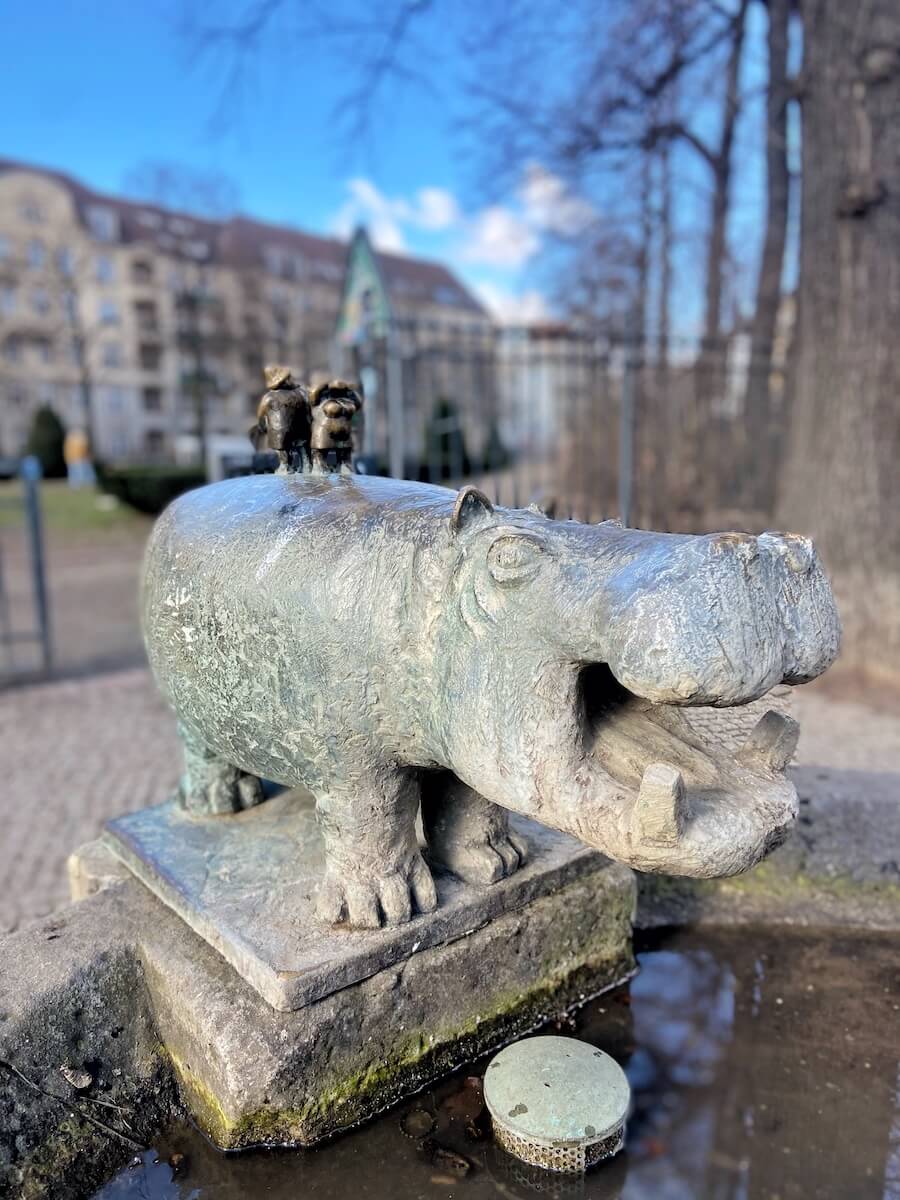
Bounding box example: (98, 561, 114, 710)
(54, 792, 643, 1147)
(103, 790, 625, 1013)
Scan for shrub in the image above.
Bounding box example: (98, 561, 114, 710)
(97, 464, 206, 514)
(25, 405, 67, 478)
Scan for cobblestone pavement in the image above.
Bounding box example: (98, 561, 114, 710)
(0, 667, 180, 932)
(1, 668, 898, 933)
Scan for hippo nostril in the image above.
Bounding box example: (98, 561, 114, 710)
(760, 531, 814, 574)
(711, 532, 759, 565)
(782, 533, 814, 574)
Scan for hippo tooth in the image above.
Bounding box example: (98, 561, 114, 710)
(635, 762, 685, 846)
(737, 710, 800, 773)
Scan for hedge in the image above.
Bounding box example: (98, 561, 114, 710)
(97, 464, 206, 514)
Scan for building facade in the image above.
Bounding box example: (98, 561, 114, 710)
(0, 159, 488, 462)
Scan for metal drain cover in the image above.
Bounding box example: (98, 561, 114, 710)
(484, 1036, 630, 1173)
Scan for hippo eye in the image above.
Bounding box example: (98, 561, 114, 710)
(487, 534, 544, 585)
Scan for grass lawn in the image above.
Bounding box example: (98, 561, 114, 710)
(0, 479, 152, 534)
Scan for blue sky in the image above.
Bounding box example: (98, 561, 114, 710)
(1, 0, 776, 328)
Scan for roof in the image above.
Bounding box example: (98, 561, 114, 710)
(0, 156, 486, 316)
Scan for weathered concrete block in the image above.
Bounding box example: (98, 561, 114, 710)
(104, 789, 619, 1011)
(0, 887, 175, 1200)
(135, 858, 635, 1148)
(62, 839, 633, 1149)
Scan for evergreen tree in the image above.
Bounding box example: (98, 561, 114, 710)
(25, 406, 67, 478)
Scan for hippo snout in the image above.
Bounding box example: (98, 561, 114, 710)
(596, 530, 840, 707)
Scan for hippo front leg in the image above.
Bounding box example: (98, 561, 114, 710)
(315, 769, 438, 929)
(422, 773, 528, 885)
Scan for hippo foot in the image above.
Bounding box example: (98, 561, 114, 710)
(315, 852, 438, 929)
(177, 768, 264, 816)
(421, 777, 528, 886)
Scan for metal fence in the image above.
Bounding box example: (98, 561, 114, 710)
(339, 320, 789, 535)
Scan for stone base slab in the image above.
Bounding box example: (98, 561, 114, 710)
(104, 790, 612, 1011)
(67, 839, 635, 1151)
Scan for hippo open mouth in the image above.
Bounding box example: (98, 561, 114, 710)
(574, 663, 799, 877)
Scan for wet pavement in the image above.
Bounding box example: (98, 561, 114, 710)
(92, 925, 900, 1200)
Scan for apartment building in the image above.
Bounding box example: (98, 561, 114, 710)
(0, 158, 488, 462)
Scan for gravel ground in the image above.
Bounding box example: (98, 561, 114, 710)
(0, 668, 898, 933)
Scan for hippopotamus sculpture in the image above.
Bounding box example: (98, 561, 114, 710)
(142, 472, 840, 928)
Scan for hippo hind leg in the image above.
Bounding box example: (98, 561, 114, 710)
(176, 723, 264, 815)
(422, 773, 527, 886)
(315, 769, 437, 929)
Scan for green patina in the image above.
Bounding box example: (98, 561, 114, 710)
(167, 932, 635, 1150)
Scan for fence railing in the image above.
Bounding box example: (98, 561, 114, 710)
(339, 320, 789, 535)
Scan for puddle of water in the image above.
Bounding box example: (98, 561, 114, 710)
(93, 926, 900, 1200)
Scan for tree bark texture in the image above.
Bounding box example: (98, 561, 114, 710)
(744, 0, 791, 511)
(778, 0, 900, 680)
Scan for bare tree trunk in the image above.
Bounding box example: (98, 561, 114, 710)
(697, 0, 750, 520)
(745, 0, 791, 514)
(702, 0, 750, 346)
(634, 152, 653, 526)
(778, 0, 900, 682)
(655, 133, 674, 528)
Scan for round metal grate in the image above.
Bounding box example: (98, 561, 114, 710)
(484, 1035, 630, 1174)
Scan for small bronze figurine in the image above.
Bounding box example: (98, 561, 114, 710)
(309, 379, 362, 473)
(250, 366, 311, 472)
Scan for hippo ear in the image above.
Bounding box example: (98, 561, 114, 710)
(450, 486, 494, 534)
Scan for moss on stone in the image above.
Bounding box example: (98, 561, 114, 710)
(168, 920, 635, 1151)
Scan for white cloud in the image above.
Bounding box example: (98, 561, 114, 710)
(518, 163, 595, 237)
(330, 177, 408, 252)
(475, 281, 552, 324)
(328, 166, 593, 277)
(413, 186, 460, 231)
(330, 180, 461, 252)
(460, 206, 540, 269)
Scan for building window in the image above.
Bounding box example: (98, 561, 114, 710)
(132, 259, 154, 284)
(95, 255, 115, 283)
(62, 290, 78, 321)
(102, 342, 123, 368)
(27, 239, 46, 269)
(99, 298, 119, 324)
(0, 286, 15, 316)
(103, 387, 125, 412)
(0, 234, 10, 261)
(134, 299, 158, 333)
(87, 205, 119, 243)
(33, 338, 53, 365)
(137, 210, 162, 229)
(139, 343, 162, 371)
(144, 429, 165, 456)
(142, 387, 162, 411)
(9, 382, 27, 405)
(56, 246, 75, 276)
(31, 288, 50, 316)
(3, 336, 20, 363)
